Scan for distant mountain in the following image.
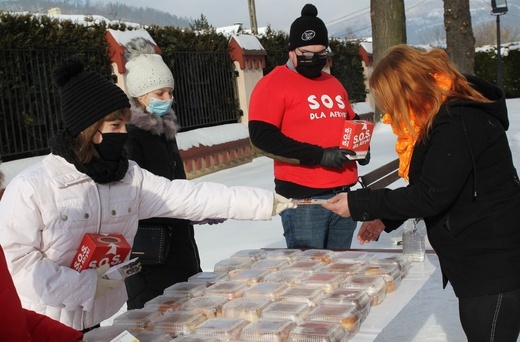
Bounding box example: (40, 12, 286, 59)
(0, 0, 193, 28)
(2, 0, 518, 46)
(327, 0, 520, 46)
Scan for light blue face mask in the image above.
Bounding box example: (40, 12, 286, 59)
(146, 97, 173, 116)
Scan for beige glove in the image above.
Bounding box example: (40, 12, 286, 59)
(272, 194, 297, 216)
(95, 264, 122, 299)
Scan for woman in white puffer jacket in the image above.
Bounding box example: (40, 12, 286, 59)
(0, 57, 294, 332)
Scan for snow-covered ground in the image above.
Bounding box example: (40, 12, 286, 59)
(2, 98, 519, 341)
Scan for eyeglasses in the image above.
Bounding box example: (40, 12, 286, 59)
(297, 48, 328, 60)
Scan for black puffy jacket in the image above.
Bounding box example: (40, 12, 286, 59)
(348, 75, 520, 298)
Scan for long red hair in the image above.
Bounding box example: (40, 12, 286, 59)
(369, 44, 490, 140)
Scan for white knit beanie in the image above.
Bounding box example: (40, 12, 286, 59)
(125, 53, 174, 97)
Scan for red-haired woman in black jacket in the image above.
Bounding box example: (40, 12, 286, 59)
(324, 45, 520, 341)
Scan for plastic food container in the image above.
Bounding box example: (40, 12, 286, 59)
(323, 261, 365, 277)
(341, 275, 387, 306)
(295, 249, 335, 264)
(180, 296, 229, 319)
(111, 309, 162, 333)
(287, 321, 348, 342)
(188, 271, 228, 286)
(264, 249, 303, 262)
(322, 288, 371, 322)
(143, 293, 189, 314)
(360, 263, 402, 293)
(300, 272, 345, 293)
(205, 281, 248, 300)
(221, 297, 272, 322)
(307, 304, 361, 335)
(152, 311, 206, 337)
(133, 331, 173, 342)
(227, 268, 270, 286)
(264, 269, 308, 286)
(279, 286, 325, 307)
(369, 253, 412, 279)
(213, 257, 254, 273)
(282, 260, 325, 274)
(194, 317, 248, 340)
(250, 258, 290, 271)
(262, 301, 312, 322)
(163, 282, 207, 298)
(230, 249, 268, 261)
(171, 336, 220, 342)
(243, 282, 290, 301)
(239, 318, 296, 342)
(333, 251, 369, 263)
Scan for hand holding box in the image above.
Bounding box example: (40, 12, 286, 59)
(339, 120, 374, 159)
(99, 258, 141, 280)
(71, 233, 131, 272)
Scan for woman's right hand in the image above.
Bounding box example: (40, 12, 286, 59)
(272, 194, 297, 216)
(95, 264, 122, 299)
(357, 219, 385, 245)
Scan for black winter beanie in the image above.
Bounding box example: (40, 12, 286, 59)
(288, 4, 328, 51)
(52, 57, 130, 138)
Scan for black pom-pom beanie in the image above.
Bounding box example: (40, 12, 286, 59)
(288, 3, 328, 51)
(52, 57, 130, 137)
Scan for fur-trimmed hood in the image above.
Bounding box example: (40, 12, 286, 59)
(128, 104, 179, 140)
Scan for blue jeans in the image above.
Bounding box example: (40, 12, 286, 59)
(280, 193, 357, 249)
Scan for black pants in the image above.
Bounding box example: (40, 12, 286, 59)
(459, 288, 520, 342)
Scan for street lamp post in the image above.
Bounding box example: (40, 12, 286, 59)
(491, 0, 508, 90)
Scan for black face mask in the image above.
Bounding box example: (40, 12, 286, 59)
(94, 131, 129, 161)
(296, 54, 327, 79)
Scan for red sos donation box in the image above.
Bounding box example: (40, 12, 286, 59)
(71, 233, 131, 271)
(339, 120, 374, 158)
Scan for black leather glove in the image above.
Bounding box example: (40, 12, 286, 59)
(358, 149, 371, 166)
(320, 148, 355, 169)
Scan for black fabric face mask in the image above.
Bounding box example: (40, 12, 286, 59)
(49, 130, 129, 184)
(296, 54, 327, 79)
(94, 132, 129, 161)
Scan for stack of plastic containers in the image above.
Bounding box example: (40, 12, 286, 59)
(85, 248, 413, 341)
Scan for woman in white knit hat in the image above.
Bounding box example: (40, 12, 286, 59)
(123, 37, 213, 310)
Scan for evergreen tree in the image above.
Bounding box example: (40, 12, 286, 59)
(189, 14, 212, 31)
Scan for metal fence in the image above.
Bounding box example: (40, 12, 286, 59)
(171, 52, 241, 129)
(0, 49, 105, 161)
(0, 49, 240, 161)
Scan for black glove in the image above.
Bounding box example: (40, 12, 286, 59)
(358, 149, 371, 166)
(320, 148, 355, 169)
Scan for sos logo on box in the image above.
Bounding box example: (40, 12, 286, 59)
(71, 233, 131, 272)
(339, 120, 374, 156)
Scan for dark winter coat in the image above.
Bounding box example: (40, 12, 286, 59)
(348, 75, 520, 298)
(124, 105, 202, 309)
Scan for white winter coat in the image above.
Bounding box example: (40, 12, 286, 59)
(0, 154, 274, 330)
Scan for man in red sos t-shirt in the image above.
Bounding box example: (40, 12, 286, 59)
(248, 3, 370, 249)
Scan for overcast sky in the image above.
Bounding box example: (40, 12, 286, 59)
(115, 0, 372, 32)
